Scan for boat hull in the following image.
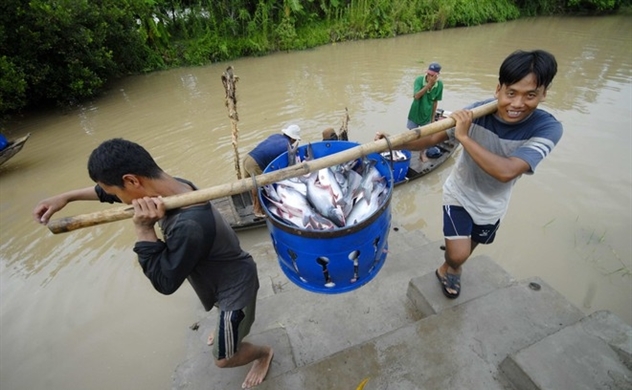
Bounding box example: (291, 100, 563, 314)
(0, 133, 30, 166)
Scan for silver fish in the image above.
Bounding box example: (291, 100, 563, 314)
(304, 142, 315, 161)
(274, 184, 337, 230)
(357, 158, 383, 204)
(287, 140, 300, 166)
(276, 185, 312, 216)
(307, 211, 338, 230)
(381, 150, 409, 161)
(263, 192, 306, 226)
(346, 180, 387, 226)
(276, 178, 307, 197)
(340, 169, 363, 217)
(267, 203, 335, 230)
(263, 184, 282, 203)
(267, 204, 307, 229)
(318, 167, 345, 205)
(305, 172, 346, 227)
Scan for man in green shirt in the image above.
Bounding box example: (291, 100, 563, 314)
(407, 62, 444, 160)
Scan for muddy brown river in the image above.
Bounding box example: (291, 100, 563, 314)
(1, 15, 630, 390)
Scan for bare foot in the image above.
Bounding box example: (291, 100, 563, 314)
(419, 150, 429, 162)
(207, 331, 214, 346)
(242, 347, 274, 389)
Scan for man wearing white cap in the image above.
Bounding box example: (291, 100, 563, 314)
(407, 62, 444, 160)
(243, 124, 301, 217)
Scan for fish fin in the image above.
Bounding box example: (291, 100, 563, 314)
(335, 197, 348, 210)
(302, 213, 313, 228)
(305, 142, 314, 161)
(362, 187, 372, 205)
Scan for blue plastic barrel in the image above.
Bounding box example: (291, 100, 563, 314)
(261, 141, 393, 294)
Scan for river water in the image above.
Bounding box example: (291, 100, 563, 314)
(1, 15, 630, 390)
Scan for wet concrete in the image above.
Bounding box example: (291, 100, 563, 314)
(172, 223, 632, 389)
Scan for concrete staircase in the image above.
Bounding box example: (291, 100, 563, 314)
(172, 225, 632, 390)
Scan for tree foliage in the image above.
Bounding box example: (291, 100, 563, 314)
(0, 0, 626, 117)
(0, 0, 149, 113)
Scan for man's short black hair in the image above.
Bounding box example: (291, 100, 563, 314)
(499, 50, 558, 89)
(88, 138, 163, 187)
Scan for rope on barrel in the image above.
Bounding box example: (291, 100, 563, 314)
(383, 135, 395, 174)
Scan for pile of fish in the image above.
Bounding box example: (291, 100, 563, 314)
(262, 154, 390, 231)
(380, 150, 409, 162)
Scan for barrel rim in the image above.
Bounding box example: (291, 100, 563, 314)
(261, 141, 394, 238)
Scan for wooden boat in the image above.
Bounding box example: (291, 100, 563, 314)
(211, 191, 265, 231)
(0, 133, 31, 166)
(395, 109, 457, 186)
(388, 138, 457, 187)
(216, 110, 457, 232)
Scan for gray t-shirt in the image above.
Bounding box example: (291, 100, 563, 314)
(444, 100, 563, 224)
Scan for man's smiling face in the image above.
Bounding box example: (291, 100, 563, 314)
(494, 72, 547, 123)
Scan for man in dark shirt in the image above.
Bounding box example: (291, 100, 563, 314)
(33, 138, 273, 389)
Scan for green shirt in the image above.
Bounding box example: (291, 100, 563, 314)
(407, 76, 443, 126)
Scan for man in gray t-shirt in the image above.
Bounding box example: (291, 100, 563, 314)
(376, 49, 562, 299)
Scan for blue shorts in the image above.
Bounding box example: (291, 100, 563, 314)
(407, 119, 426, 130)
(443, 205, 500, 244)
(212, 298, 256, 360)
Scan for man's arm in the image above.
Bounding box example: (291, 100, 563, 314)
(131, 196, 164, 242)
(431, 100, 439, 123)
(33, 186, 99, 224)
(133, 200, 211, 295)
(452, 110, 530, 182)
(413, 74, 437, 100)
(374, 130, 449, 152)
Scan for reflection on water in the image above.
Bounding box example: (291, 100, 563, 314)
(1, 15, 630, 390)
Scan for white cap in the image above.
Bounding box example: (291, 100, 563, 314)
(281, 124, 301, 140)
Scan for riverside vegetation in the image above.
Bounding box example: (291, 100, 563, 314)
(1, 0, 630, 119)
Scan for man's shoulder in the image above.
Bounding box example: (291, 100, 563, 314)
(532, 108, 560, 122)
(253, 133, 283, 150)
(264, 133, 287, 145)
(529, 109, 563, 140)
(268, 133, 284, 140)
(519, 109, 562, 133)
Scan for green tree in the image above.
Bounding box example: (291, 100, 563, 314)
(0, 0, 149, 113)
(1, 0, 628, 118)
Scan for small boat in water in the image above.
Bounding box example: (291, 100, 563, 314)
(211, 192, 265, 231)
(0, 133, 31, 167)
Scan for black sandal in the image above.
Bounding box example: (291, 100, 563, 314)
(435, 269, 461, 299)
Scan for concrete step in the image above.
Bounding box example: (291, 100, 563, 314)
(406, 255, 515, 318)
(172, 226, 441, 389)
(499, 310, 632, 390)
(172, 326, 295, 390)
(171, 225, 628, 390)
(256, 275, 586, 389)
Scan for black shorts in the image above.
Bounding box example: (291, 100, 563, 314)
(443, 205, 500, 244)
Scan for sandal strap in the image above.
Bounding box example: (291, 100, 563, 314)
(445, 273, 461, 288)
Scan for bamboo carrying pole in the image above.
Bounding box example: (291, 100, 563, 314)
(47, 100, 498, 234)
